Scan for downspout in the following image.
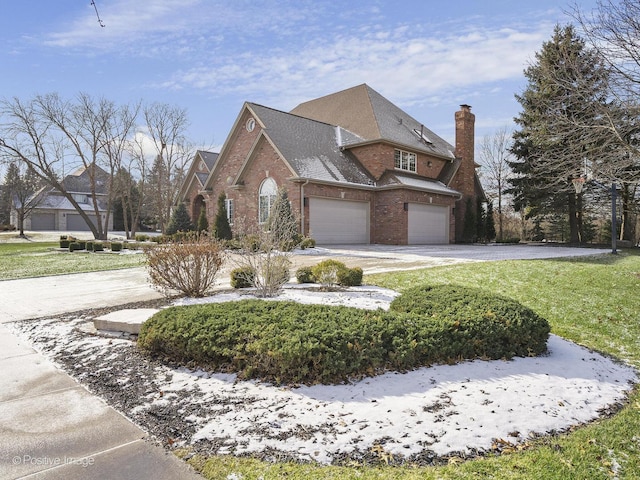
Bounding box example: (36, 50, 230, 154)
(300, 179, 309, 236)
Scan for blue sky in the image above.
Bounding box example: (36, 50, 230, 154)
(1, 0, 600, 151)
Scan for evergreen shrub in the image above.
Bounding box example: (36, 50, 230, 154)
(138, 284, 550, 385)
(295, 266, 315, 283)
(111, 242, 123, 252)
(230, 266, 255, 289)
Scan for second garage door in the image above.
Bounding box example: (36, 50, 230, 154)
(407, 203, 449, 244)
(309, 198, 369, 244)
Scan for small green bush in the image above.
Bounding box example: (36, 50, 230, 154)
(299, 236, 316, 249)
(311, 259, 348, 286)
(110, 242, 123, 252)
(135, 234, 150, 242)
(230, 266, 255, 289)
(296, 266, 315, 283)
(93, 242, 104, 252)
(77, 240, 86, 250)
(138, 284, 550, 385)
(68, 242, 82, 252)
(338, 266, 363, 286)
(85, 241, 94, 252)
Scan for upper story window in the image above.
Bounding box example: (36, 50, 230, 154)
(394, 149, 417, 172)
(72, 194, 89, 204)
(258, 177, 277, 223)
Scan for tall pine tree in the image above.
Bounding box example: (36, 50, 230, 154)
(508, 25, 611, 244)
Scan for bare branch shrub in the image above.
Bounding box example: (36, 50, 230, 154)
(231, 228, 291, 297)
(144, 235, 225, 297)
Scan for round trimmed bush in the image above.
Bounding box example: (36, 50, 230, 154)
(138, 284, 550, 385)
(389, 284, 550, 359)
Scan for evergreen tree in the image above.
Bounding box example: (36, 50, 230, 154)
(165, 202, 193, 235)
(213, 193, 232, 240)
(462, 197, 477, 243)
(197, 207, 209, 234)
(485, 202, 497, 242)
(508, 25, 611, 244)
(476, 200, 486, 243)
(266, 187, 299, 250)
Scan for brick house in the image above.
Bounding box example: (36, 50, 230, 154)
(179, 84, 484, 244)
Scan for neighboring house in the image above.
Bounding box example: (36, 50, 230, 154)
(12, 165, 113, 232)
(179, 84, 485, 245)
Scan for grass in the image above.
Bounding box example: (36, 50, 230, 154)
(4, 241, 640, 478)
(0, 241, 146, 279)
(180, 251, 640, 480)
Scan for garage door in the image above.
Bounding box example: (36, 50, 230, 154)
(67, 214, 98, 231)
(407, 203, 449, 244)
(31, 213, 56, 230)
(309, 198, 369, 244)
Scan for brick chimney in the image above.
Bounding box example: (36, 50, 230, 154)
(453, 104, 477, 241)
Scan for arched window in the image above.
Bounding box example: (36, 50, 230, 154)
(258, 177, 277, 223)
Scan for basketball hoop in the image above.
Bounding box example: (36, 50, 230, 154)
(572, 177, 585, 194)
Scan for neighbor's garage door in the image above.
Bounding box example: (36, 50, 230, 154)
(31, 213, 56, 230)
(309, 198, 369, 244)
(67, 214, 98, 231)
(407, 203, 449, 244)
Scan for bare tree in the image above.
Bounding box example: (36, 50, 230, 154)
(3, 162, 45, 236)
(0, 93, 139, 239)
(143, 103, 192, 234)
(479, 127, 513, 241)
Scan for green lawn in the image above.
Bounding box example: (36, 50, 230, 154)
(0, 241, 146, 279)
(182, 251, 640, 479)
(3, 241, 640, 478)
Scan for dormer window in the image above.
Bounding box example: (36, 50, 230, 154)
(413, 126, 433, 145)
(72, 194, 89, 204)
(394, 149, 417, 172)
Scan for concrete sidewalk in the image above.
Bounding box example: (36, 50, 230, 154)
(0, 271, 202, 479)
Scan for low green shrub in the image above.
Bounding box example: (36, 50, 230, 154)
(311, 259, 348, 286)
(85, 241, 94, 252)
(68, 242, 82, 252)
(296, 266, 315, 283)
(60, 235, 75, 249)
(135, 234, 150, 242)
(138, 284, 550, 385)
(230, 266, 255, 289)
(77, 240, 86, 250)
(110, 242, 123, 252)
(299, 236, 316, 249)
(93, 242, 104, 252)
(389, 284, 550, 359)
(338, 266, 363, 286)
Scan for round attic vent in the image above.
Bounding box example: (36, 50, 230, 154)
(246, 117, 255, 132)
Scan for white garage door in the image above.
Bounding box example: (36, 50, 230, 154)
(407, 203, 449, 244)
(31, 213, 56, 230)
(309, 198, 369, 244)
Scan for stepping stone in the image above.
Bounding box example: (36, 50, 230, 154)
(93, 308, 159, 334)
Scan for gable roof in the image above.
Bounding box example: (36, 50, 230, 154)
(245, 103, 375, 187)
(290, 84, 456, 161)
(62, 165, 110, 194)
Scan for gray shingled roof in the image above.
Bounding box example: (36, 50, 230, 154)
(378, 171, 462, 197)
(62, 165, 110, 194)
(197, 150, 219, 170)
(248, 103, 375, 186)
(291, 84, 456, 160)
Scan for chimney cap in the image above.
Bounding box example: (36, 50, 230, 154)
(459, 104, 472, 111)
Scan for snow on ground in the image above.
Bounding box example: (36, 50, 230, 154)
(10, 285, 638, 466)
